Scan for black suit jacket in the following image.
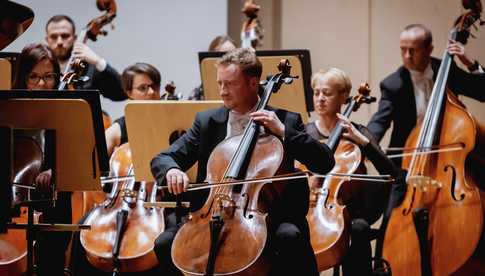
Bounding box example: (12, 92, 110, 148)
(151, 106, 335, 219)
(79, 63, 127, 101)
(367, 57, 485, 165)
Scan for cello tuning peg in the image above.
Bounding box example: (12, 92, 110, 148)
(283, 77, 293, 85)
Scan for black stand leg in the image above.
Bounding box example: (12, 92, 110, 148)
(205, 215, 224, 276)
(26, 205, 35, 276)
(413, 208, 431, 276)
(112, 209, 128, 276)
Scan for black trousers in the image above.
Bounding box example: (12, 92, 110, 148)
(153, 214, 318, 276)
(341, 172, 407, 276)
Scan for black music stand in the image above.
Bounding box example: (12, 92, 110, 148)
(0, 90, 109, 275)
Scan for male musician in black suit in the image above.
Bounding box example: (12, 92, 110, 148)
(45, 15, 126, 101)
(367, 24, 485, 166)
(151, 48, 335, 276)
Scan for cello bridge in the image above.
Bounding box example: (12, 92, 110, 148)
(213, 194, 237, 219)
(408, 176, 442, 192)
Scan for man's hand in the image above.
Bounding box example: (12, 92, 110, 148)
(35, 169, 52, 193)
(250, 110, 285, 138)
(165, 168, 189, 195)
(447, 40, 474, 68)
(72, 42, 104, 67)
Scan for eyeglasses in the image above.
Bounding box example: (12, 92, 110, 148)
(27, 73, 58, 85)
(133, 83, 160, 94)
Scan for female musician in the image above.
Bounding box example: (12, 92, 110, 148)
(151, 48, 335, 276)
(105, 62, 161, 156)
(12, 43, 72, 276)
(13, 43, 60, 90)
(306, 68, 404, 276)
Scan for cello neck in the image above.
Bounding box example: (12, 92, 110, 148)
(416, 29, 457, 150)
(326, 99, 355, 152)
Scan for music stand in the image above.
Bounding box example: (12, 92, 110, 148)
(125, 100, 223, 182)
(0, 90, 109, 275)
(199, 49, 313, 123)
(0, 52, 19, 89)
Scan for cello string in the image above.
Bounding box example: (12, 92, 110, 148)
(384, 142, 464, 152)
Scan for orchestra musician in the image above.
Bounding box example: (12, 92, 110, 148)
(105, 62, 162, 156)
(306, 68, 404, 276)
(367, 24, 485, 166)
(12, 42, 72, 276)
(44, 14, 126, 101)
(151, 48, 335, 276)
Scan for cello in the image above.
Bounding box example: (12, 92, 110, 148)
(382, 3, 484, 275)
(0, 135, 42, 275)
(306, 83, 376, 271)
(171, 60, 296, 275)
(80, 143, 165, 274)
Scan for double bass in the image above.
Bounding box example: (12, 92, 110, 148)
(307, 83, 375, 271)
(382, 3, 484, 275)
(171, 60, 296, 275)
(63, 0, 117, 226)
(58, 0, 117, 90)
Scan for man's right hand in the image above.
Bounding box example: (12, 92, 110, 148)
(165, 168, 189, 195)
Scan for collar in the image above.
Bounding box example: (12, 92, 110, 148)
(409, 63, 433, 81)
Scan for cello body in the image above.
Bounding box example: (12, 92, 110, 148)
(171, 134, 281, 275)
(80, 143, 165, 273)
(0, 136, 42, 276)
(383, 91, 483, 276)
(307, 140, 363, 271)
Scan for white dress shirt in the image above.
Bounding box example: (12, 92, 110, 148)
(409, 64, 434, 121)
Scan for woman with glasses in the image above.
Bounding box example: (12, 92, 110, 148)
(13, 43, 60, 89)
(105, 62, 161, 156)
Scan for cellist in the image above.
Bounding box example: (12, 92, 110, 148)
(151, 48, 335, 276)
(105, 62, 162, 156)
(306, 68, 404, 276)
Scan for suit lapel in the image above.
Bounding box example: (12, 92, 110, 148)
(208, 107, 229, 147)
(401, 67, 417, 124)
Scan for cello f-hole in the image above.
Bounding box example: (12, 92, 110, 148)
(445, 165, 464, 201)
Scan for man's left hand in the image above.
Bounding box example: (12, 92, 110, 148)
(447, 40, 474, 68)
(72, 42, 103, 66)
(250, 110, 285, 138)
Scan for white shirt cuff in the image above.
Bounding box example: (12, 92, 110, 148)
(95, 58, 107, 72)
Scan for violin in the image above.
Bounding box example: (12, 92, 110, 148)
(306, 83, 376, 271)
(0, 136, 42, 275)
(171, 60, 296, 275)
(382, 2, 484, 275)
(241, 0, 263, 49)
(58, 0, 117, 90)
(80, 143, 165, 274)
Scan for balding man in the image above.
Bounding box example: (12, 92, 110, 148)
(368, 24, 485, 166)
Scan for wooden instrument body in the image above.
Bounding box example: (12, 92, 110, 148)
(0, 137, 42, 275)
(383, 91, 483, 276)
(307, 139, 363, 271)
(172, 134, 282, 276)
(80, 143, 165, 272)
